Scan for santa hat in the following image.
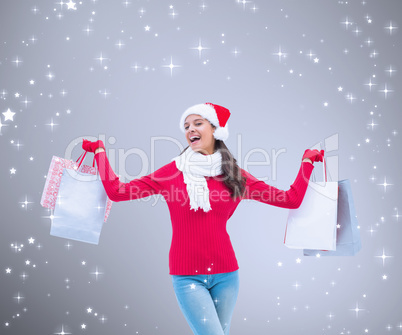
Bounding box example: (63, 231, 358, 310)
(179, 102, 231, 141)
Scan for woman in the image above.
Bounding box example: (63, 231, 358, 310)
(82, 102, 324, 335)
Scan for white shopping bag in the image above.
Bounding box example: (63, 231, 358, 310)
(51, 167, 108, 245)
(284, 158, 338, 250)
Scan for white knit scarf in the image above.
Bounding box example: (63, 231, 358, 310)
(171, 146, 222, 212)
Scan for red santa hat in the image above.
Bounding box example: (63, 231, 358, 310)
(179, 102, 231, 141)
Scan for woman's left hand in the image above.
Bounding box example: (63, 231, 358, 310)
(302, 149, 324, 164)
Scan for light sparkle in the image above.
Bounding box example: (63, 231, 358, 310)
(377, 177, 393, 192)
(191, 39, 209, 59)
(350, 302, 364, 317)
(273, 46, 287, 63)
(54, 324, 72, 335)
(384, 21, 398, 35)
(375, 248, 392, 266)
(378, 83, 393, 99)
(162, 56, 181, 76)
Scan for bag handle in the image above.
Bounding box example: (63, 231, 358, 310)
(311, 156, 332, 183)
(76, 151, 96, 170)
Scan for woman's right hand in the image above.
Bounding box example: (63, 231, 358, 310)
(82, 139, 105, 153)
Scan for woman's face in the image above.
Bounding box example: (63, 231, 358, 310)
(184, 114, 216, 155)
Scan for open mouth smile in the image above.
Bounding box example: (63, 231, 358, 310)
(190, 136, 201, 144)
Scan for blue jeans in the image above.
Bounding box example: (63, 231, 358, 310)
(171, 270, 239, 335)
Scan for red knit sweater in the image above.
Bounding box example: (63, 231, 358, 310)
(95, 151, 314, 275)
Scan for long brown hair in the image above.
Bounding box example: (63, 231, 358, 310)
(179, 140, 247, 200)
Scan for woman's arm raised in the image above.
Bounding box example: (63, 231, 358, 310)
(240, 149, 322, 208)
(83, 139, 175, 203)
(94, 150, 170, 202)
(241, 161, 314, 209)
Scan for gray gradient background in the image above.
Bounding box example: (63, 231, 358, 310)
(1, 0, 401, 334)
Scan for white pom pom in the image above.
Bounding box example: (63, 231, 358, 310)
(213, 125, 229, 141)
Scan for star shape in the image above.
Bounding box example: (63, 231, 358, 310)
(313, 57, 319, 63)
(144, 25, 150, 31)
(5, 268, 12, 274)
(28, 237, 35, 244)
(29, 80, 35, 85)
(66, 0, 77, 10)
(87, 307, 92, 313)
(15, 92, 20, 97)
(10, 168, 16, 174)
(81, 324, 86, 329)
(3, 108, 15, 121)
(338, 86, 343, 92)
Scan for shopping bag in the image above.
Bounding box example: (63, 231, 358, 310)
(41, 152, 112, 223)
(303, 179, 361, 256)
(51, 166, 108, 245)
(284, 158, 338, 250)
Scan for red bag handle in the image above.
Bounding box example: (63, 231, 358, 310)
(76, 151, 96, 169)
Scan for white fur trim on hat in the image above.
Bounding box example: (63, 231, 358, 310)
(180, 103, 229, 141)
